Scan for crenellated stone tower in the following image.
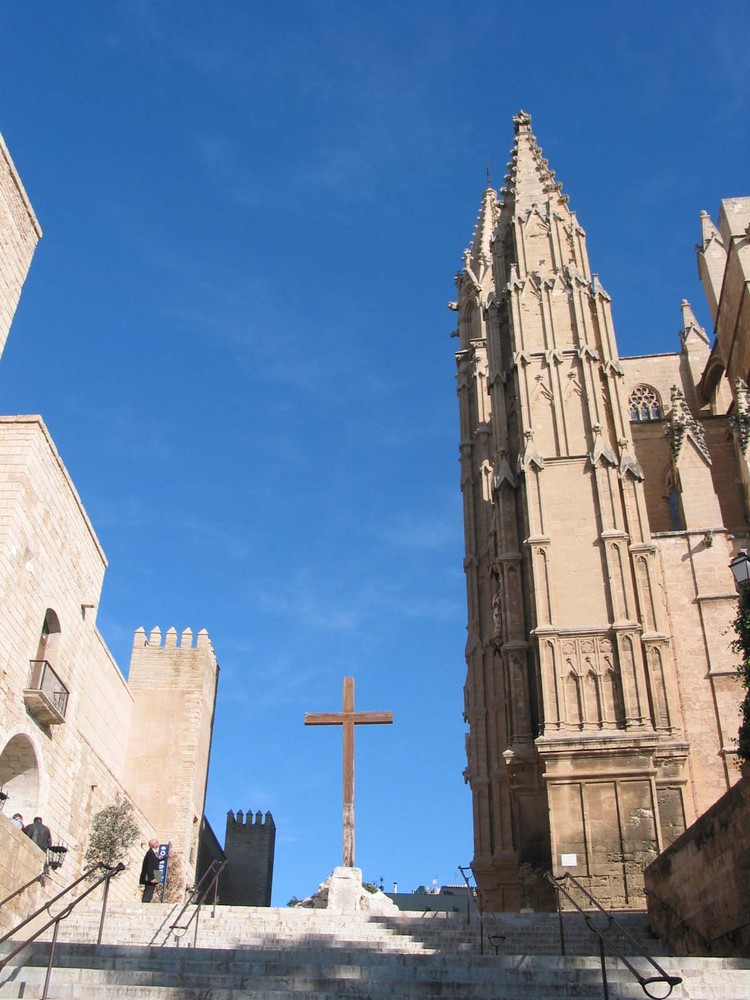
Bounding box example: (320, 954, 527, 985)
(222, 809, 276, 906)
(453, 111, 744, 911)
(125, 626, 219, 884)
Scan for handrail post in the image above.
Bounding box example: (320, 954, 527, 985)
(211, 868, 219, 919)
(97, 869, 114, 945)
(41, 918, 60, 1000)
(599, 935, 609, 1000)
(556, 876, 566, 956)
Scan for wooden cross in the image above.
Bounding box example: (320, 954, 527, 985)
(305, 676, 393, 868)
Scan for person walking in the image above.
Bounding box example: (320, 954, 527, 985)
(139, 838, 162, 902)
(23, 816, 52, 851)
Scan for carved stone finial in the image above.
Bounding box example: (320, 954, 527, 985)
(513, 110, 532, 132)
(590, 423, 617, 468)
(518, 428, 545, 472)
(617, 436, 645, 481)
(668, 385, 712, 464)
(492, 448, 517, 491)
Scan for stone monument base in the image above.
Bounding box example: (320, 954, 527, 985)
(300, 866, 399, 914)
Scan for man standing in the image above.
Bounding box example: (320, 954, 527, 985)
(139, 838, 162, 902)
(23, 816, 52, 852)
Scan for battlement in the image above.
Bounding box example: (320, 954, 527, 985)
(227, 809, 275, 829)
(223, 808, 276, 906)
(131, 626, 213, 651)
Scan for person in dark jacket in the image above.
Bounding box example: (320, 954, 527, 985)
(139, 838, 162, 902)
(23, 816, 52, 851)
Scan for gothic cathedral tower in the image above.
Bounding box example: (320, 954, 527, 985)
(453, 112, 725, 911)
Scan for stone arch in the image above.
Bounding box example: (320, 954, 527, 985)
(460, 298, 482, 343)
(0, 732, 41, 821)
(702, 361, 726, 415)
(36, 608, 62, 665)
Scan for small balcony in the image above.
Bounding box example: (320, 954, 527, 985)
(24, 660, 69, 725)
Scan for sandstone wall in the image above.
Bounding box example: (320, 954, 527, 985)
(125, 627, 219, 885)
(0, 134, 41, 361)
(0, 416, 189, 907)
(644, 775, 750, 956)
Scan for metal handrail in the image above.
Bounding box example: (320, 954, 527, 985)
(544, 871, 682, 1000)
(166, 858, 227, 948)
(0, 870, 47, 912)
(0, 861, 125, 1000)
(458, 865, 506, 954)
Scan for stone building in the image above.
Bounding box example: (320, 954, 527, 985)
(0, 133, 220, 904)
(453, 111, 745, 911)
(221, 809, 276, 906)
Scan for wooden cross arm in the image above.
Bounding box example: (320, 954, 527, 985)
(304, 712, 393, 726)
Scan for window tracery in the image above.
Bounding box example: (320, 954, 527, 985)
(629, 384, 662, 421)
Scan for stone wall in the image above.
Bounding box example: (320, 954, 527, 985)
(644, 775, 750, 956)
(0, 415, 217, 905)
(0, 134, 41, 360)
(125, 627, 219, 884)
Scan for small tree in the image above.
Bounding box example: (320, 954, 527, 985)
(731, 589, 750, 764)
(84, 799, 140, 870)
(161, 850, 186, 903)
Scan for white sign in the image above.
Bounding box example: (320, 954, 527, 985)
(560, 853, 578, 867)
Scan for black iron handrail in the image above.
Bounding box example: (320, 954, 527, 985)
(0, 870, 47, 912)
(545, 871, 682, 1000)
(458, 864, 506, 954)
(0, 861, 125, 1000)
(166, 858, 227, 948)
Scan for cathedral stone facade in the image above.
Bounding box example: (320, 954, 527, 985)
(453, 111, 745, 911)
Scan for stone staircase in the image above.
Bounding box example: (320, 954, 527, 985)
(0, 901, 748, 998)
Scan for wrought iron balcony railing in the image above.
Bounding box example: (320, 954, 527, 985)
(24, 660, 69, 725)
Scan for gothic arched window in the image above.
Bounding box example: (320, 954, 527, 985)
(628, 384, 662, 422)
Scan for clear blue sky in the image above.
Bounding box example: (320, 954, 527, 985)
(0, 2, 748, 906)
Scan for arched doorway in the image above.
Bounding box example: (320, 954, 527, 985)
(0, 734, 39, 821)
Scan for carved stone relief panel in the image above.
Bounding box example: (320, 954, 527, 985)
(560, 634, 626, 731)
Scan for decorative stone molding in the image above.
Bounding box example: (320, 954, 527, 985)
(590, 274, 611, 300)
(577, 344, 600, 362)
(589, 423, 617, 467)
(618, 437, 645, 481)
(492, 448, 517, 490)
(518, 429, 545, 471)
(730, 377, 750, 455)
(668, 385, 712, 464)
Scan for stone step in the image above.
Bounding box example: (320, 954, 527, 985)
(38, 902, 665, 956)
(1, 943, 740, 1000)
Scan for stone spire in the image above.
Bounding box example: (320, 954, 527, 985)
(465, 185, 499, 273)
(680, 299, 710, 347)
(697, 209, 726, 325)
(500, 110, 568, 216)
(462, 185, 499, 300)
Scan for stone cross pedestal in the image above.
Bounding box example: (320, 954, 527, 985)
(306, 866, 399, 914)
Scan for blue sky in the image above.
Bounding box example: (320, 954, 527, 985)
(0, 2, 748, 905)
